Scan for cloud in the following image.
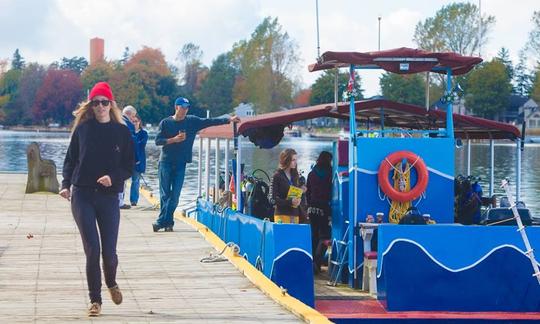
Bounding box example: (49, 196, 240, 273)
(1, 0, 539, 96)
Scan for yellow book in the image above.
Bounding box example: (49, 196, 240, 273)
(287, 185, 303, 200)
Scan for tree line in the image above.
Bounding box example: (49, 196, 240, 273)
(379, 3, 540, 119)
(0, 17, 304, 126)
(2, 4, 540, 126)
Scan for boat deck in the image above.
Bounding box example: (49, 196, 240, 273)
(314, 268, 540, 323)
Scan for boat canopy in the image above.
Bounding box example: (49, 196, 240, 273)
(198, 99, 520, 146)
(308, 47, 482, 75)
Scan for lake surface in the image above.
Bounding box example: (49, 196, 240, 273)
(1, 130, 538, 216)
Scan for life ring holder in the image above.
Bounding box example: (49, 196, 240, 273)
(378, 151, 429, 202)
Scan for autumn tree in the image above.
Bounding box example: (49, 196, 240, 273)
(380, 73, 426, 106)
(526, 11, 540, 60)
(59, 57, 88, 75)
(177, 43, 208, 94)
(0, 59, 8, 75)
(495, 47, 514, 81)
(8, 63, 47, 125)
(531, 68, 540, 103)
(310, 69, 363, 105)
(514, 51, 533, 96)
(113, 47, 178, 123)
(231, 17, 300, 113)
(197, 53, 238, 116)
(465, 60, 512, 119)
(0, 68, 22, 124)
(32, 69, 83, 125)
(80, 61, 115, 93)
(11, 49, 25, 70)
(413, 3, 495, 56)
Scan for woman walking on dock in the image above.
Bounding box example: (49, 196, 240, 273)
(59, 82, 134, 316)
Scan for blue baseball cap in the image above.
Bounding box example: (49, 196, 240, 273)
(175, 97, 190, 108)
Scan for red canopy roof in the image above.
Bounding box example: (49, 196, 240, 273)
(199, 99, 520, 141)
(308, 48, 483, 75)
(199, 104, 333, 139)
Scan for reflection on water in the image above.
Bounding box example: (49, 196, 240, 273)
(1, 130, 538, 216)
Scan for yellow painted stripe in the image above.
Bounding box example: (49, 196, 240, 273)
(139, 188, 331, 324)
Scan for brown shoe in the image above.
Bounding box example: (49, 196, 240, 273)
(88, 302, 101, 317)
(108, 285, 123, 305)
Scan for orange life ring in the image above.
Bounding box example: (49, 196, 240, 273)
(378, 151, 429, 202)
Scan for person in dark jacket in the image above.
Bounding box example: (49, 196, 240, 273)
(152, 97, 240, 232)
(271, 148, 306, 224)
(59, 82, 134, 317)
(306, 151, 333, 271)
(129, 115, 148, 206)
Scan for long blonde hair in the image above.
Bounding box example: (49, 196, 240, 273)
(71, 100, 124, 132)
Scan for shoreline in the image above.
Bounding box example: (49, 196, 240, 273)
(1, 126, 71, 133)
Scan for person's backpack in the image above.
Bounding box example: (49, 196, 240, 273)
(246, 177, 274, 220)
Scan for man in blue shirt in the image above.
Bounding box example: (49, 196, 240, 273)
(153, 97, 240, 232)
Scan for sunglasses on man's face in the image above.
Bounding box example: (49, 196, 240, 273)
(91, 99, 111, 107)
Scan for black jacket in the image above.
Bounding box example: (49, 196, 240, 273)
(62, 119, 135, 194)
(271, 169, 301, 217)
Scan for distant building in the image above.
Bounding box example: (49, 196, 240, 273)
(501, 95, 528, 123)
(234, 103, 255, 117)
(520, 99, 539, 131)
(90, 37, 104, 65)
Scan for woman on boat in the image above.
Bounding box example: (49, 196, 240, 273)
(129, 115, 148, 206)
(271, 148, 306, 224)
(59, 82, 134, 317)
(306, 151, 333, 271)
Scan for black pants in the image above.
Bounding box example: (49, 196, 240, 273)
(71, 186, 120, 304)
(309, 203, 331, 267)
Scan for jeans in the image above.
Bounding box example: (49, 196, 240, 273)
(155, 161, 186, 228)
(130, 171, 141, 204)
(71, 186, 120, 304)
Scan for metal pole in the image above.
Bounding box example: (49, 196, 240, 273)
(334, 69, 338, 106)
(467, 139, 471, 176)
(425, 72, 430, 110)
(224, 139, 230, 195)
(516, 138, 521, 202)
(205, 138, 211, 201)
(214, 138, 220, 203)
(446, 68, 454, 138)
(378, 16, 381, 51)
(489, 139, 494, 197)
(316, 0, 321, 58)
(236, 136, 243, 212)
(348, 65, 358, 285)
(198, 137, 203, 197)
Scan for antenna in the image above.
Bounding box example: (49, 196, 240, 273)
(315, 0, 321, 59)
(478, 0, 482, 57)
(378, 16, 382, 51)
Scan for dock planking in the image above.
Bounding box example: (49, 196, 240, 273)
(0, 173, 302, 323)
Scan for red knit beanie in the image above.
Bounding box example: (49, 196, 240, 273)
(88, 82, 114, 101)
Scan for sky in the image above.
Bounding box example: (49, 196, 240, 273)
(0, 0, 538, 97)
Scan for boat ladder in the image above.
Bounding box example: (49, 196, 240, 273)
(501, 179, 540, 285)
(327, 221, 349, 286)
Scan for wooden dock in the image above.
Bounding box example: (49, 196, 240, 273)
(0, 173, 303, 323)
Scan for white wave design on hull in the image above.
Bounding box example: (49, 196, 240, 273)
(377, 238, 540, 278)
(269, 248, 312, 278)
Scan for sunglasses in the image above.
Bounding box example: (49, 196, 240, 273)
(91, 99, 111, 107)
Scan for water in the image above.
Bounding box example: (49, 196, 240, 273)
(1, 130, 538, 216)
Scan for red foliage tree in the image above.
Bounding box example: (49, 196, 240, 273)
(32, 69, 83, 125)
